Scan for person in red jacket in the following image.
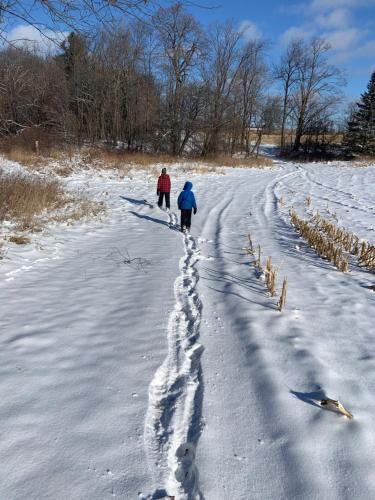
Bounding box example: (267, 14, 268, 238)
(157, 167, 171, 210)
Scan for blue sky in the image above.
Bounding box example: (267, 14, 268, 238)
(4, 0, 375, 101)
(188, 0, 375, 101)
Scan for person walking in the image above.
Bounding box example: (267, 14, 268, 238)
(177, 181, 197, 233)
(156, 167, 171, 211)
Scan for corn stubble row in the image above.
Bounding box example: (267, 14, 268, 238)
(312, 214, 375, 271)
(290, 209, 349, 272)
(290, 210, 374, 273)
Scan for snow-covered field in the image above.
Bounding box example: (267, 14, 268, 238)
(1, 155, 375, 499)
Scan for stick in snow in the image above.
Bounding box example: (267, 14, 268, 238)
(320, 399, 353, 419)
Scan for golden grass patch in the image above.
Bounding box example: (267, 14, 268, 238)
(0, 171, 65, 223)
(3, 147, 68, 170)
(0, 170, 105, 240)
(205, 155, 273, 168)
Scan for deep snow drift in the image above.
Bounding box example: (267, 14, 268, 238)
(1, 157, 374, 499)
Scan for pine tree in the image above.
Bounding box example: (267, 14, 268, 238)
(344, 71, 375, 155)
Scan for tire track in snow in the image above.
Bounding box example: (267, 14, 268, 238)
(144, 223, 204, 500)
(304, 169, 375, 215)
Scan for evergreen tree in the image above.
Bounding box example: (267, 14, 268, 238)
(344, 71, 375, 155)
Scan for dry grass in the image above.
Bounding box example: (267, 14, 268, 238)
(8, 234, 31, 245)
(352, 156, 375, 168)
(1, 141, 274, 176)
(0, 171, 65, 223)
(181, 164, 222, 175)
(54, 165, 75, 177)
(15, 218, 43, 233)
(261, 132, 344, 147)
(206, 155, 273, 168)
(2, 146, 70, 170)
(4, 147, 45, 168)
(261, 134, 282, 145)
(0, 170, 105, 243)
(81, 148, 273, 170)
(80, 148, 178, 170)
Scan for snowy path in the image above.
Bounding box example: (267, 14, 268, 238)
(145, 220, 203, 499)
(1, 160, 375, 499)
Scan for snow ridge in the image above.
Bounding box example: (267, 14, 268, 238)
(144, 222, 204, 500)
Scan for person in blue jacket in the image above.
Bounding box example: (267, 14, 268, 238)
(177, 181, 197, 233)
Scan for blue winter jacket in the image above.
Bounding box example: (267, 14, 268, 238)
(177, 181, 197, 210)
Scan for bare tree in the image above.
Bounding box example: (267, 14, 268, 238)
(153, 3, 204, 155)
(237, 39, 268, 156)
(291, 38, 344, 152)
(0, 1, 156, 42)
(274, 39, 301, 153)
(200, 21, 244, 156)
(0, 47, 67, 135)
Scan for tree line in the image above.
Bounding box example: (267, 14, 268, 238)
(0, 2, 373, 157)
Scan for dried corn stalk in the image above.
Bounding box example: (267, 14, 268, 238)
(320, 398, 353, 419)
(277, 278, 287, 312)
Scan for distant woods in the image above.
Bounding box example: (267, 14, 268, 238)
(1, 2, 371, 158)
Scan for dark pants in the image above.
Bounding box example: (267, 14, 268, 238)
(180, 209, 192, 231)
(158, 192, 170, 209)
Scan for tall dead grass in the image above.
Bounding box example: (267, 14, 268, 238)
(80, 148, 178, 170)
(203, 155, 273, 168)
(0, 170, 105, 239)
(1, 141, 273, 173)
(0, 171, 65, 223)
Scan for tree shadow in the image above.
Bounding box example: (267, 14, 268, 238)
(120, 196, 153, 208)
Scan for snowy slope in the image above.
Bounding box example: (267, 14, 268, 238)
(1, 159, 374, 499)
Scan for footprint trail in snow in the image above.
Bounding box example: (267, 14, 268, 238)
(144, 228, 204, 500)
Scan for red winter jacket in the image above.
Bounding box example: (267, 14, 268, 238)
(157, 174, 171, 193)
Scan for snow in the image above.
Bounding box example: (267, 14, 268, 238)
(1, 156, 375, 499)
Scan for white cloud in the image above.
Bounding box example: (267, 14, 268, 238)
(314, 8, 351, 29)
(324, 28, 361, 50)
(281, 26, 315, 45)
(4, 25, 68, 54)
(239, 20, 262, 40)
(310, 0, 375, 12)
(330, 39, 375, 64)
(280, 0, 371, 53)
(280, 0, 375, 92)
